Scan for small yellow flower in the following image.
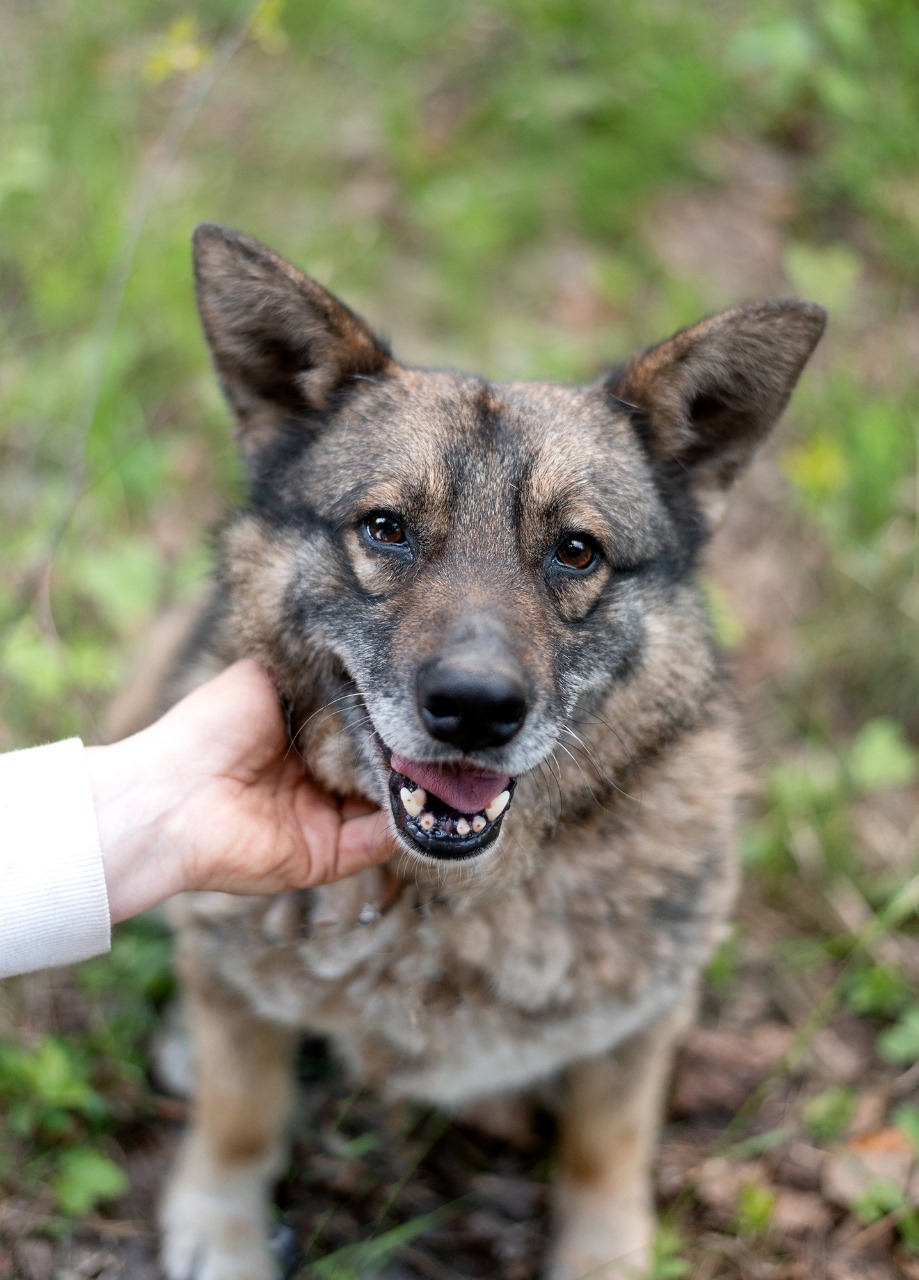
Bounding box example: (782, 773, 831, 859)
(144, 17, 210, 86)
(782, 435, 848, 500)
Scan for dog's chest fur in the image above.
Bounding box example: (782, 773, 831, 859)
(175, 705, 740, 1106)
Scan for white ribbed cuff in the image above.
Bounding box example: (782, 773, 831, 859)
(1, 738, 111, 979)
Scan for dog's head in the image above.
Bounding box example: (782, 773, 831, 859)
(193, 224, 825, 867)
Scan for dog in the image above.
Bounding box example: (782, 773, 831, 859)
(149, 224, 824, 1280)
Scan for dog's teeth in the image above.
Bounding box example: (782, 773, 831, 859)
(400, 786, 426, 818)
(456, 818, 470, 837)
(419, 812, 436, 831)
(484, 790, 510, 822)
(471, 814, 487, 833)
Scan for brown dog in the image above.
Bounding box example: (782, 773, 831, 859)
(151, 225, 824, 1280)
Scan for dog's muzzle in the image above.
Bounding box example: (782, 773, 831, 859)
(388, 753, 517, 860)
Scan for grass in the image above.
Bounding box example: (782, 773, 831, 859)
(0, 0, 917, 1274)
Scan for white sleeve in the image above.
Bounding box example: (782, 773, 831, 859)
(0, 738, 111, 979)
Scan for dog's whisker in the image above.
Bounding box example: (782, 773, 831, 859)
(535, 760, 563, 834)
(294, 689, 364, 734)
(287, 690, 365, 760)
(587, 711, 639, 776)
(578, 712, 643, 808)
(560, 726, 608, 777)
(555, 740, 614, 813)
(543, 753, 567, 838)
(558, 726, 640, 806)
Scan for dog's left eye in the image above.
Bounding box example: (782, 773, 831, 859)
(365, 513, 407, 545)
(554, 535, 599, 572)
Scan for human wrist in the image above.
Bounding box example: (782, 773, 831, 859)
(85, 730, 189, 923)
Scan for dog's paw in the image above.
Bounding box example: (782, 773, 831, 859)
(160, 1185, 275, 1280)
(545, 1198, 652, 1280)
(544, 1244, 649, 1280)
(160, 1144, 276, 1280)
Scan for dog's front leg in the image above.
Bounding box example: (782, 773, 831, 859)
(160, 963, 297, 1280)
(546, 1004, 691, 1280)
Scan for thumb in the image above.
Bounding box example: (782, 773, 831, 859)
(331, 809, 394, 881)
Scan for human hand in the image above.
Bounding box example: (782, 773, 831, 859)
(85, 660, 393, 923)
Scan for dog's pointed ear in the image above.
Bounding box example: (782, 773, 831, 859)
(607, 299, 826, 523)
(193, 223, 393, 455)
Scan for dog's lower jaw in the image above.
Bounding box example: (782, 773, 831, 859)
(387, 765, 517, 861)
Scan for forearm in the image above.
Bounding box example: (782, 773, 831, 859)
(0, 727, 194, 979)
(0, 739, 111, 979)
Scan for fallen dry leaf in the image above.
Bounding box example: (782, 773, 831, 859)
(770, 1188, 834, 1235)
(822, 1128, 919, 1207)
(672, 1022, 797, 1117)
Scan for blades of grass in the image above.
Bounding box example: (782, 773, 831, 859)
(719, 1126, 796, 1160)
(374, 1108, 453, 1229)
(307, 1197, 467, 1279)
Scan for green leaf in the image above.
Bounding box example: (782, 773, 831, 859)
(80, 925, 174, 1003)
(802, 1085, 855, 1142)
(850, 1175, 906, 1225)
(893, 1103, 919, 1157)
(705, 931, 739, 989)
(14, 1038, 101, 1116)
(702, 580, 746, 649)
(899, 1209, 919, 1254)
(652, 1224, 692, 1278)
(72, 539, 163, 634)
(768, 752, 843, 814)
(735, 1180, 776, 1235)
(0, 618, 72, 701)
(847, 719, 919, 793)
(51, 1147, 129, 1217)
(877, 1005, 919, 1065)
(843, 963, 910, 1018)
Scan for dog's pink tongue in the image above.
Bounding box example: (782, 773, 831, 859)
(391, 754, 509, 814)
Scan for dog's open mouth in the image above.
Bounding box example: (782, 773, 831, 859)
(388, 753, 516, 860)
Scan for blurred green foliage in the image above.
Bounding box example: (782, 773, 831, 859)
(744, 719, 918, 888)
(849, 1175, 919, 1254)
(734, 1180, 777, 1238)
(801, 1084, 855, 1142)
(651, 1223, 693, 1279)
(0, 922, 171, 1217)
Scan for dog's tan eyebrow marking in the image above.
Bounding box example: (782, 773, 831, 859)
(518, 437, 660, 564)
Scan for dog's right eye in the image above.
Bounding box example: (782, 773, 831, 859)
(364, 513, 408, 546)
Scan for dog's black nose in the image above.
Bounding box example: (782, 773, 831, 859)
(418, 664, 527, 752)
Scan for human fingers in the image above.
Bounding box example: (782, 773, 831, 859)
(160, 659, 289, 782)
(340, 795, 379, 821)
(326, 808, 394, 882)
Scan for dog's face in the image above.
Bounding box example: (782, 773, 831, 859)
(239, 372, 676, 861)
(194, 225, 824, 867)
